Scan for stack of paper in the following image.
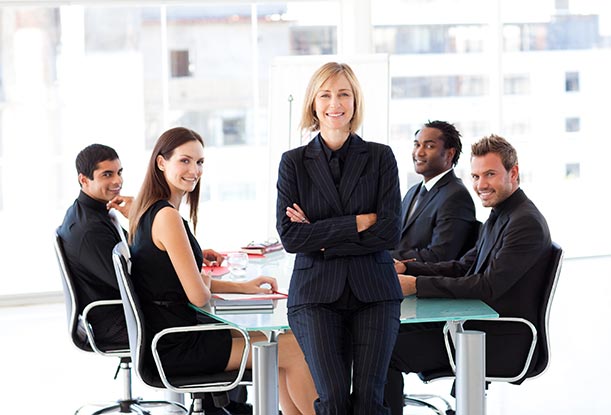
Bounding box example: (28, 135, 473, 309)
(240, 239, 283, 255)
(211, 292, 287, 313)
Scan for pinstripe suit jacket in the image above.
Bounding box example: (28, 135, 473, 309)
(276, 133, 403, 307)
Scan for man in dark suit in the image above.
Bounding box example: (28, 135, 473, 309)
(386, 135, 552, 415)
(392, 120, 479, 265)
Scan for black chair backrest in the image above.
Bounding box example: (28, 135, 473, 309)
(54, 229, 91, 352)
(112, 242, 157, 386)
(524, 241, 563, 380)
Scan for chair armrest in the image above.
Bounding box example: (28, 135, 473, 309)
(443, 317, 537, 383)
(151, 323, 250, 394)
(81, 299, 130, 357)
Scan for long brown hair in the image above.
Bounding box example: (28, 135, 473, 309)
(129, 127, 204, 243)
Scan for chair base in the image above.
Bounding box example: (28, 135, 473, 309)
(404, 394, 455, 415)
(76, 399, 188, 415)
(187, 397, 211, 415)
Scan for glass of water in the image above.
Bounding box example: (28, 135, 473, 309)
(227, 252, 249, 281)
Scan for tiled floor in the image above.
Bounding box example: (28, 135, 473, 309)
(1, 255, 610, 414)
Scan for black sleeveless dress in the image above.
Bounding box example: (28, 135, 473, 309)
(131, 200, 231, 377)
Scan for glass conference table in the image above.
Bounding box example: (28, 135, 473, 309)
(192, 252, 498, 415)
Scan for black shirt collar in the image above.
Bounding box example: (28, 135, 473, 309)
(491, 187, 525, 218)
(319, 133, 352, 162)
(77, 190, 109, 214)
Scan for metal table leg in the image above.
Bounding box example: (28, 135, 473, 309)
(455, 329, 486, 415)
(252, 340, 279, 415)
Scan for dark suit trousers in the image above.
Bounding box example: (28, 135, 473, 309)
(385, 321, 535, 415)
(385, 322, 448, 415)
(288, 284, 401, 415)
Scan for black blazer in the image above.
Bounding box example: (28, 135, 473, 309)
(408, 188, 551, 331)
(276, 133, 403, 307)
(392, 170, 478, 263)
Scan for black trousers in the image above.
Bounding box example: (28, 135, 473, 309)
(202, 387, 248, 410)
(289, 284, 401, 415)
(385, 322, 448, 415)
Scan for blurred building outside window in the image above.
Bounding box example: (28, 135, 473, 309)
(1, 0, 611, 297)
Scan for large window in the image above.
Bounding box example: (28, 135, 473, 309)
(504, 74, 530, 95)
(565, 71, 580, 92)
(2, 0, 610, 297)
(0, 2, 339, 296)
(391, 75, 488, 98)
(169, 50, 192, 77)
(374, 24, 485, 54)
(376, 0, 611, 259)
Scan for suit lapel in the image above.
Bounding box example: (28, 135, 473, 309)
(474, 214, 508, 273)
(339, 134, 368, 207)
(404, 171, 454, 229)
(304, 136, 343, 215)
(400, 185, 419, 233)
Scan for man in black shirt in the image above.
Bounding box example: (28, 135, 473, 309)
(58, 144, 132, 348)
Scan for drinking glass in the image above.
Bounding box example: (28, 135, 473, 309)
(227, 252, 249, 281)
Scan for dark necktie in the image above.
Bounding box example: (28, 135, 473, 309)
(417, 184, 428, 203)
(329, 153, 341, 188)
(408, 184, 428, 220)
(474, 209, 498, 271)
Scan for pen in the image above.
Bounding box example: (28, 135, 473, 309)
(398, 258, 417, 263)
(272, 290, 288, 296)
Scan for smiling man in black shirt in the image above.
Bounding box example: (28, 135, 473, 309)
(58, 144, 131, 348)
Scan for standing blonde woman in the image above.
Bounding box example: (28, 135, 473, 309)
(276, 63, 403, 414)
(129, 127, 317, 414)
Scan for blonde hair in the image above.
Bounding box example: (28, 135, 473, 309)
(299, 62, 364, 133)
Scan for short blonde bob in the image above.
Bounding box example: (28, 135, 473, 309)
(299, 62, 364, 133)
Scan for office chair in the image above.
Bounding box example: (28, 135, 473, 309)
(112, 243, 252, 415)
(404, 242, 564, 415)
(54, 230, 185, 414)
